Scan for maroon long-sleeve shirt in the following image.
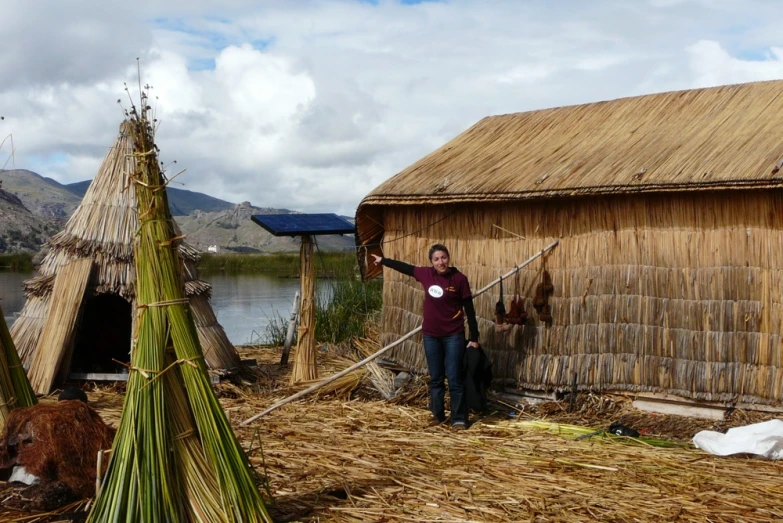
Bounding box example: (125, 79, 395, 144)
(381, 258, 479, 341)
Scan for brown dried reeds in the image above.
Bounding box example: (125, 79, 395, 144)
(6, 346, 783, 522)
(352, 323, 395, 399)
(222, 348, 783, 523)
(27, 258, 93, 394)
(11, 123, 240, 386)
(364, 188, 783, 406)
(358, 80, 783, 212)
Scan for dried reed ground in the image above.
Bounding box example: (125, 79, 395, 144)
(226, 347, 783, 522)
(3, 345, 783, 522)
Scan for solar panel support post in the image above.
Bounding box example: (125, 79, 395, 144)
(290, 234, 318, 383)
(249, 213, 354, 378)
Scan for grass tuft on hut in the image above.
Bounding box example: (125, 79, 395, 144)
(86, 87, 271, 522)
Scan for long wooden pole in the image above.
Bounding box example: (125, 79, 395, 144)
(279, 291, 301, 367)
(240, 239, 559, 426)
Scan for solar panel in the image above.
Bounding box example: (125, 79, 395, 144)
(251, 213, 355, 237)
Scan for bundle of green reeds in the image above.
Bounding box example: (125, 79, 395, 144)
(0, 300, 36, 428)
(87, 94, 270, 522)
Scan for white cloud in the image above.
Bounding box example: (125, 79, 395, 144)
(2, 0, 783, 215)
(687, 40, 783, 87)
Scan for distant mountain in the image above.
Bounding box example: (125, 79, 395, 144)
(65, 180, 235, 216)
(0, 169, 355, 254)
(0, 180, 55, 253)
(176, 202, 355, 253)
(0, 169, 82, 219)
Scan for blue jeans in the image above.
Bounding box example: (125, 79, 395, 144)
(423, 334, 467, 425)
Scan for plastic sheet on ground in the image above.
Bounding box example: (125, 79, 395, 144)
(693, 419, 783, 459)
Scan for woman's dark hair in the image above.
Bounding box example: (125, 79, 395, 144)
(428, 244, 450, 261)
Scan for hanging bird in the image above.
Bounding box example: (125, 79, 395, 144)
(506, 271, 527, 326)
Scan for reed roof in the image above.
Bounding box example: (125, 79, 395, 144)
(361, 80, 783, 207)
(11, 121, 240, 376)
(22, 122, 202, 300)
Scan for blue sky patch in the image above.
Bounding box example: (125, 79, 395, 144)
(151, 17, 274, 72)
(190, 57, 217, 71)
(357, 0, 443, 5)
(736, 48, 773, 62)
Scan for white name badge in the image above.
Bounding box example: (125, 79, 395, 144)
(428, 285, 444, 298)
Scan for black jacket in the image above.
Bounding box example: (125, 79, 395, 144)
(463, 344, 493, 413)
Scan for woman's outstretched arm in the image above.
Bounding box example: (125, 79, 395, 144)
(370, 253, 415, 276)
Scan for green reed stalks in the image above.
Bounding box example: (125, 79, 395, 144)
(88, 93, 271, 522)
(0, 301, 36, 428)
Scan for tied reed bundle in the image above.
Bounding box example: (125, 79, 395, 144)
(0, 301, 36, 429)
(290, 235, 317, 383)
(27, 257, 93, 393)
(87, 86, 271, 522)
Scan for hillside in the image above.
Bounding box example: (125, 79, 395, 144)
(0, 182, 54, 253)
(0, 169, 82, 220)
(0, 169, 355, 254)
(176, 202, 355, 253)
(65, 180, 236, 216)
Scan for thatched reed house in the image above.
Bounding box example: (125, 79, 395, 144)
(11, 123, 240, 393)
(357, 80, 783, 407)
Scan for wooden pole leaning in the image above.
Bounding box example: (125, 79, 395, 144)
(241, 239, 560, 425)
(279, 291, 301, 367)
(290, 235, 317, 383)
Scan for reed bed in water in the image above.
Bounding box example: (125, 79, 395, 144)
(0, 253, 34, 271)
(199, 252, 357, 275)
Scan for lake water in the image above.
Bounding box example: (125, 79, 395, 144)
(0, 270, 324, 346)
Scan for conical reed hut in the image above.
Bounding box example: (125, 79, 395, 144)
(0, 300, 36, 429)
(11, 123, 240, 394)
(88, 95, 270, 521)
(356, 80, 783, 408)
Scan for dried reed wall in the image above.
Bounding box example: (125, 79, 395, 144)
(376, 190, 783, 405)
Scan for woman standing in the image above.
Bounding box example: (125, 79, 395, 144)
(371, 244, 479, 430)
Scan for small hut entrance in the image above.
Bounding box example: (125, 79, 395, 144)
(71, 294, 132, 374)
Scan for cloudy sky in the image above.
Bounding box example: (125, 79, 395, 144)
(1, 0, 782, 215)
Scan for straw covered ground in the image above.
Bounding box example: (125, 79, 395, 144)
(2, 343, 783, 522)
